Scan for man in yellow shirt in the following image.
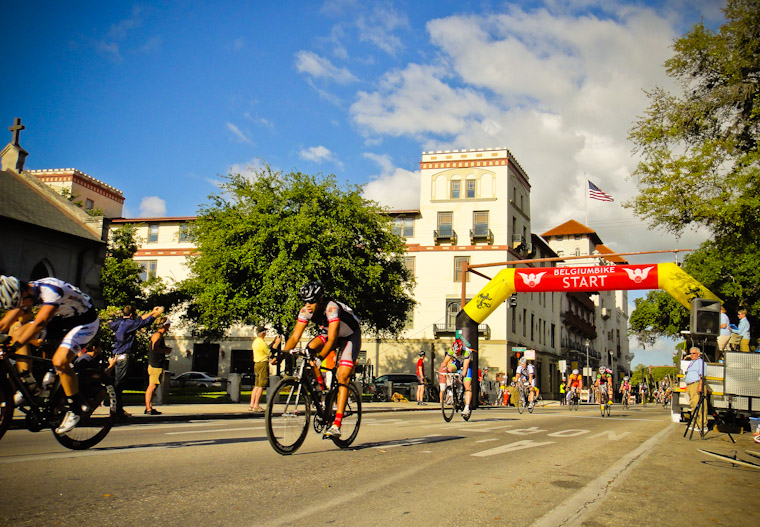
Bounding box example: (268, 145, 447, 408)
(249, 326, 280, 412)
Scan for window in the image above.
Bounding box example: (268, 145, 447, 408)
(139, 260, 157, 281)
(445, 298, 471, 329)
(530, 314, 535, 341)
(437, 212, 453, 236)
(404, 256, 415, 277)
(450, 180, 461, 199)
(179, 223, 192, 242)
(574, 247, 581, 256)
(148, 224, 159, 243)
(454, 256, 470, 282)
(393, 217, 414, 237)
(473, 211, 489, 236)
(466, 179, 476, 198)
(522, 309, 527, 337)
(85, 198, 94, 211)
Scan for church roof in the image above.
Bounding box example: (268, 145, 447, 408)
(595, 244, 628, 264)
(0, 169, 103, 242)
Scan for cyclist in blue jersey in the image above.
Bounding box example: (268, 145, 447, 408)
(282, 281, 361, 438)
(0, 275, 99, 433)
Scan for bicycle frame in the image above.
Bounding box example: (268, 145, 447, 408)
(1, 350, 60, 429)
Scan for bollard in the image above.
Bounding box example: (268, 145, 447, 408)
(227, 373, 242, 403)
(155, 371, 172, 405)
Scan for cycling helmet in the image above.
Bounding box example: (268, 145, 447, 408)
(418, 350, 425, 357)
(0, 275, 21, 310)
(519, 356, 527, 365)
(624, 376, 629, 381)
(572, 369, 579, 375)
(599, 366, 605, 374)
(451, 339, 463, 354)
(298, 280, 324, 303)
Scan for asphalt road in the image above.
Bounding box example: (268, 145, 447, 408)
(1, 403, 758, 527)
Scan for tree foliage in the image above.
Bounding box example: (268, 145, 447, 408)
(627, 0, 759, 345)
(101, 224, 144, 307)
(182, 165, 415, 339)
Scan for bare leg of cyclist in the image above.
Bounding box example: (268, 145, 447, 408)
(52, 346, 84, 433)
(326, 364, 353, 437)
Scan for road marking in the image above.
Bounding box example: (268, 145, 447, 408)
(476, 438, 499, 443)
(472, 439, 555, 457)
(165, 426, 264, 435)
(530, 424, 673, 527)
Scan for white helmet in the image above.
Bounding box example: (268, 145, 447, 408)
(519, 356, 527, 365)
(624, 376, 629, 381)
(598, 366, 605, 374)
(572, 369, 579, 375)
(0, 275, 21, 310)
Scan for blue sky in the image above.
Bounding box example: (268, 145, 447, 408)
(1, 0, 726, 365)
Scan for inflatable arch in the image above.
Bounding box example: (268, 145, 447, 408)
(455, 262, 720, 408)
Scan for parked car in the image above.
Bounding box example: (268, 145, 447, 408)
(170, 371, 224, 389)
(372, 373, 419, 401)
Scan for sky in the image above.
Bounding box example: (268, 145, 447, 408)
(1, 0, 727, 366)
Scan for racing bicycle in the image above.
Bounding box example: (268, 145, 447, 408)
(621, 390, 630, 411)
(441, 372, 470, 422)
(265, 348, 361, 455)
(516, 381, 535, 414)
(0, 339, 115, 449)
(598, 389, 612, 417)
(568, 386, 580, 411)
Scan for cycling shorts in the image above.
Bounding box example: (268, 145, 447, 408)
(313, 331, 362, 369)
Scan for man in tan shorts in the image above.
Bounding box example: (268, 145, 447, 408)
(145, 319, 172, 415)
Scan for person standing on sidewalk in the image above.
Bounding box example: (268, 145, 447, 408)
(415, 350, 426, 405)
(110, 305, 164, 419)
(145, 319, 172, 415)
(249, 326, 279, 412)
(684, 347, 708, 433)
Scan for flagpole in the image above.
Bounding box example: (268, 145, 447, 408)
(584, 178, 589, 226)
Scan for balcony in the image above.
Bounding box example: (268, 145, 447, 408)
(434, 226, 457, 244)
(470, 226, 494, 245)
(433, 323, 490, 340)
(561, 310, 597, 340)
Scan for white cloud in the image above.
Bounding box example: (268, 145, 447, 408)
(228, 158, 268, 180)
(225, 121, 252, 143)
(295, 51, 358, 84)
(138, 36, 163, 54)
(138, 196, 166, 218)
(361, 152, 420, 209)
(355, 5, 409, 55)
(298, 145, 341, 166)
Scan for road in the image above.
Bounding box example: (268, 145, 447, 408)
(1, 403, 758, 527)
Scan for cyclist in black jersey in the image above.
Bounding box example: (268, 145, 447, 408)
(281, 281, 361, 438)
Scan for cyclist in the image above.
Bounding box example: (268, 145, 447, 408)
(595, 367, 613, 409)
(515, 356, 536, 408)
(619, 375, 632, 406)
(566, 368, 583, 404)
(437, 335, 473, 416)
(281, 280, 361, 438)
(0, 275, 99, 434)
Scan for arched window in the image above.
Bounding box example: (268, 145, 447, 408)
(30, 260, 53, 280)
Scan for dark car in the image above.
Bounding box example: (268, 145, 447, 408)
(372, 373, 419, 401)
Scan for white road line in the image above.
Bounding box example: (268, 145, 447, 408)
(530, 424, 673, 527)
(165, 426, 264, 435)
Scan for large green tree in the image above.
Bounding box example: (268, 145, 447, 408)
(182, 165, 415, 339)
(627, 0, 759, 345)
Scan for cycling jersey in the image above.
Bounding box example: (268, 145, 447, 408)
(445, 340, 472, 380)
(516, 364, 535, 386)
(32, 278, 93, 318)
(299, 299, 361, 368)
(568, 373, 582, 387)
(298, 299, 360, 337)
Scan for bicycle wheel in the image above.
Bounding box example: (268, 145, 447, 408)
(52, 384, 115, 450)
(441, 386, 455, 422)
(528, 395, 535, 413)
(606, 401, 611, 417)
(265, 378, 311, 455)
(0, 379, 14, 441)
(517, 391, 525, 414)
(327, 382, 361, 449)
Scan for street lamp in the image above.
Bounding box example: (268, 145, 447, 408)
(585, 339, 590, 391)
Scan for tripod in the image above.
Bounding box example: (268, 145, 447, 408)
(682, 346, 735, 443)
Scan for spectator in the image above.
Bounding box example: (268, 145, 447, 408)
(734, 308, 751, 352)
(684, 347, 708, 434)
(717, 305, 732, 358)
(145, 319, 172, 415)
(415, 350, 426, 405)
(559, 378, 566, 406)
(110, 305, 164, 419)
(249, 326, 280, 412)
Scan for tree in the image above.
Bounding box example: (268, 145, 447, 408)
(627, 0, 759, 343)
(182, 165, 415, 339)
(101, 224, 143, 307)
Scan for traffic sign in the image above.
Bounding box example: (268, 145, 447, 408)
(511, 347, 527, 352)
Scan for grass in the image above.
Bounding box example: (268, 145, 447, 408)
(122, 388, 255, 405)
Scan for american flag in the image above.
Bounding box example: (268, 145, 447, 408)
(588, 180, 614, 202)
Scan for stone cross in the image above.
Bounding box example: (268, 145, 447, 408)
(9, 117, 25, 146)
